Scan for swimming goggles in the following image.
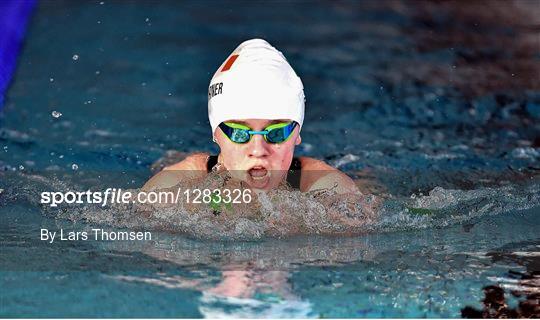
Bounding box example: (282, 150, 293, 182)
(219, 121, 298, 144)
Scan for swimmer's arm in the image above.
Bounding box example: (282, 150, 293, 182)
(309, 171, 360, 194)
(299, 157, 361, 194)
(299, 158, 382, 229)
(141, 152, 209, 191)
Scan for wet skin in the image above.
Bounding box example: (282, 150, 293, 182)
(142, 119, 359, 193)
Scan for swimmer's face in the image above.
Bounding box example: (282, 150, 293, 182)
(214, 119, 301, 190)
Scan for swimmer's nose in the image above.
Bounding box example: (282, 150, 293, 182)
(247, 134, 270, 158)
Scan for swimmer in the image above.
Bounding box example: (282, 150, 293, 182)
(143, 38, 360, 194)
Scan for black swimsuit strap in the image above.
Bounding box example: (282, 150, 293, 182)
(286, 157, 302, 190)
(206, 155, 302, 190)
(207, 155, 218, 172)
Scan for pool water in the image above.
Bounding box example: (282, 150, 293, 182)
(1, 0, 539, 317)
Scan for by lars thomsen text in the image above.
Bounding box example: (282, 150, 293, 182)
(40, 228, 152, 243)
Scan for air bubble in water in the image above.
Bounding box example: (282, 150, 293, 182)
(72, 164, 79, 170)
(52, 110, 62, 118)
(72, 54, 79, 61)
(19, 165, 24, 170)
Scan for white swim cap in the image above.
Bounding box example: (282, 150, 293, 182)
(207, 38, 305, 135)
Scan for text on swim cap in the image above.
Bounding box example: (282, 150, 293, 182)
(208, 82, 223, 100)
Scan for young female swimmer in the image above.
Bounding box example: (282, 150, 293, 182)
(143, 39, 360, 194)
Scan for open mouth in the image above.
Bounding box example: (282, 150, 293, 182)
(248, 166, 268, 180)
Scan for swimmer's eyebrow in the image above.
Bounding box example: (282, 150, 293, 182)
(229, 119, 291, 125)
(227, 120, 249, 125)
(269, 119, 291, 124)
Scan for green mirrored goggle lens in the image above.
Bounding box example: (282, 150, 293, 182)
(264, 122, 294, 143)
(230, 127, 250, 142)
(219, 121, 298, 144)
(219, 122, 251, 143)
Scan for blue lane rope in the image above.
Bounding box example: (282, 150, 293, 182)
(0, 0, 36, 109)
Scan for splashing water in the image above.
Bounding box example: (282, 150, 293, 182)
(4, 169, 539, 241)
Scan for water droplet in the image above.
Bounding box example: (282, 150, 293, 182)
(59, 155, 64, 159)
(19, 165, 24, 170)
(49, 78, 54, 82)
(97, 20, 101, 24)
(72, 164, 79, 170)
(72, 54, 79, 61)
(168, 92, 172, 96)
(145, 18, 150, 22)
(95, 70, 101, 75)
(51, 110, 62, 118)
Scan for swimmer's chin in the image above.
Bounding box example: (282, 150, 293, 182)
(245, 175, 272, 190)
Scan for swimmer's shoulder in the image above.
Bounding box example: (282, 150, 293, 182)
(297, 156, 360, 194)
(142, 152, 209, 191)
(163, 152, 209, 171)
